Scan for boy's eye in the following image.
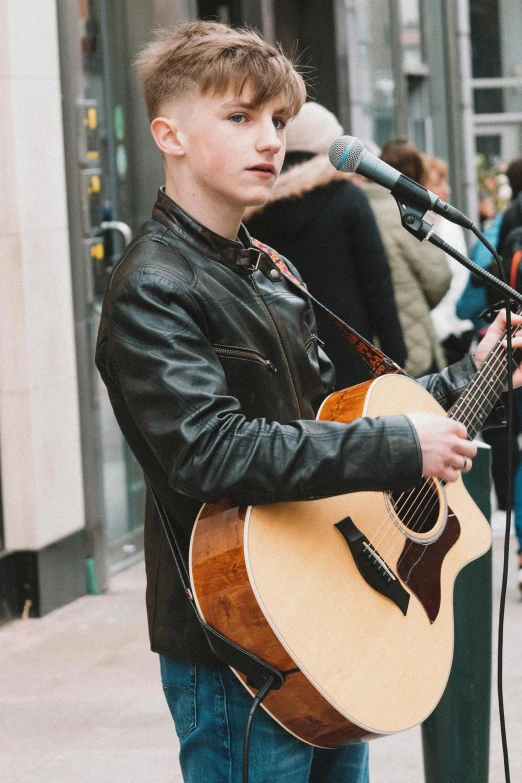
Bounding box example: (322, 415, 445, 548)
(229, 114, 246, 123)
(273, 118, 286, 130)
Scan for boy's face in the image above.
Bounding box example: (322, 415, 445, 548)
(162, 85, 290, 213)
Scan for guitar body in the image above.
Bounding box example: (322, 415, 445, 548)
(189, 374, 492, 747)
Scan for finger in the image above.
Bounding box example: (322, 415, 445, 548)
(461, 457, 473, 474)
(495, 309, 522, 331)
(451, 420, 468, 440)
(441, 465, 460, 483)
(446, 454, 471, 472)
(452, 439, 477, 458)
(502, 335, 522, 349)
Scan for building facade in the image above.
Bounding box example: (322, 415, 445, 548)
(0, 0, 520, 619)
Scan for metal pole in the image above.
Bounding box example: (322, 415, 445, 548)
(455, 0, 479, 228)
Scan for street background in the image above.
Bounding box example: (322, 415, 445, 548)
(2, 1, 522, 781)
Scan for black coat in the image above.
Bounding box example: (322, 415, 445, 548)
(498, 194, 522, 260)
(246, 171, 407, 388)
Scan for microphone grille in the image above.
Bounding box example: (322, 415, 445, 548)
(329, 136, 365, 173)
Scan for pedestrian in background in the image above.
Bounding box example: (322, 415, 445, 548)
(245, 101, 407, 388)
(363, 136, 451, 377)
(423, 155, 475, 365)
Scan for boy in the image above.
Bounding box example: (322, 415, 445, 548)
(95, 21, 522, 783)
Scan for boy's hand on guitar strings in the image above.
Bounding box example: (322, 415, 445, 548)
(474, 309, 522, 387)
(406, 413, 477, 483)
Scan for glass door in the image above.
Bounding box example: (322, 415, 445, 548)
(79, 0, 146, 567)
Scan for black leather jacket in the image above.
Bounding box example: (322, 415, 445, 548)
(95, 189, 478, 664)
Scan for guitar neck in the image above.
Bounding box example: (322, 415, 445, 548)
(448, 315, 522, 440)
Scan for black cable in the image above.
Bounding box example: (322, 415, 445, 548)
(242, 675, 277, 783)
(470, 223, 513, 783)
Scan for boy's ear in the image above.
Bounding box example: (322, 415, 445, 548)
(150, 117, 186, 158)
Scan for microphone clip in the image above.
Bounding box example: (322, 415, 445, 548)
(393, 198, 435, 242)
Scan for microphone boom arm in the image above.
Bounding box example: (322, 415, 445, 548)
(395, 196, 522, 307)
(428, 232, 522, 308)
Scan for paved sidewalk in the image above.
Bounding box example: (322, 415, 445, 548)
(1, 524, 521, 783)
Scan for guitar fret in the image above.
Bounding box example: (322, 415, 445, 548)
(449, 312, 522, 438)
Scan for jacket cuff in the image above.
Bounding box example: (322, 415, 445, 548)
(377, 415, 423, 490)
(419, 354, 476, 410)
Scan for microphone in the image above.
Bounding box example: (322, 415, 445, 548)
(329, 135, 473, 230)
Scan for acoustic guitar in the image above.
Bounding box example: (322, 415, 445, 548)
(189, 335, 509, 748)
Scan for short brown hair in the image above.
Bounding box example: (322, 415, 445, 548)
(135, 21, 307, 122)
(380, 135, 426, 183)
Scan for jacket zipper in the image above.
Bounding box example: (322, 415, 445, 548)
(304, 333, 324, 355)
(249, 273, 302, 418)
(212, 344, 277, 372)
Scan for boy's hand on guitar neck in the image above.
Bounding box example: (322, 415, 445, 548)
(409, 310, 522, 482)
(406, 414, 477, 483)
(474, 309, 522, 386)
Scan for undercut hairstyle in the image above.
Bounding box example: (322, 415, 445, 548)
(135, 21, 307, 122)
(380, 135, 426, 184)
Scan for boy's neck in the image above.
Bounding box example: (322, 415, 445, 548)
(164, 173, 244, 242)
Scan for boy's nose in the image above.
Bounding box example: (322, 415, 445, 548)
(256, 123, 282, 153)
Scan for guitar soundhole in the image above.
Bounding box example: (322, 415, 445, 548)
(388, 478, 440, 535)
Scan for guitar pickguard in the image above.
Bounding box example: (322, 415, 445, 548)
(396, 507, 461, 623)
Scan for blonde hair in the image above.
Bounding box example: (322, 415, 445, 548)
(135, 21, 307, 121)
(424, 155, 448, 180)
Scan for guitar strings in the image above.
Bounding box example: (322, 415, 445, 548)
(388, 321, 521, 566)
(384, 331, 515, 563)
(361, 320, 522, 580)
(339, 319, 520, 596)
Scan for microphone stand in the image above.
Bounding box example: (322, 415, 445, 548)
(395, 196, 516, 783)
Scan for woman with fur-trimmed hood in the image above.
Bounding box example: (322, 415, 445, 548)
(363, 137, 451, 377)
(245, 102, 407, 388)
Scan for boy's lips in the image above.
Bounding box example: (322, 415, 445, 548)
(247, 163, 276, 176)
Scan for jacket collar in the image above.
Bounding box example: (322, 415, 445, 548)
(152, 187, 258, 270)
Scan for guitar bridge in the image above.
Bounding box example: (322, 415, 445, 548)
(335, 516, 410, 616)
(362, 542, 396, 582)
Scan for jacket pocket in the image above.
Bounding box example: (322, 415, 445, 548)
(212, 344, 277, 372)
(304, 333, 324, 373)
(304, 332, 324, 356)
(211, 344, 278, 421)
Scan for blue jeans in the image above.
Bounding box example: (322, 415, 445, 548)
(160, 656, 369, 783)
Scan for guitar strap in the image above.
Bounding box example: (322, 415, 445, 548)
(147, 478, 286, 691)
(250, 238, 406, 379)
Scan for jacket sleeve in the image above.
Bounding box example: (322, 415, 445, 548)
(107, 268, 423, 505)
(346, 186, 407, 366)
(417, 354, 476, 408)
(418, 353, 506, 429)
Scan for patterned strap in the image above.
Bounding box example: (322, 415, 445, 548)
(251, 238, 404, 379)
